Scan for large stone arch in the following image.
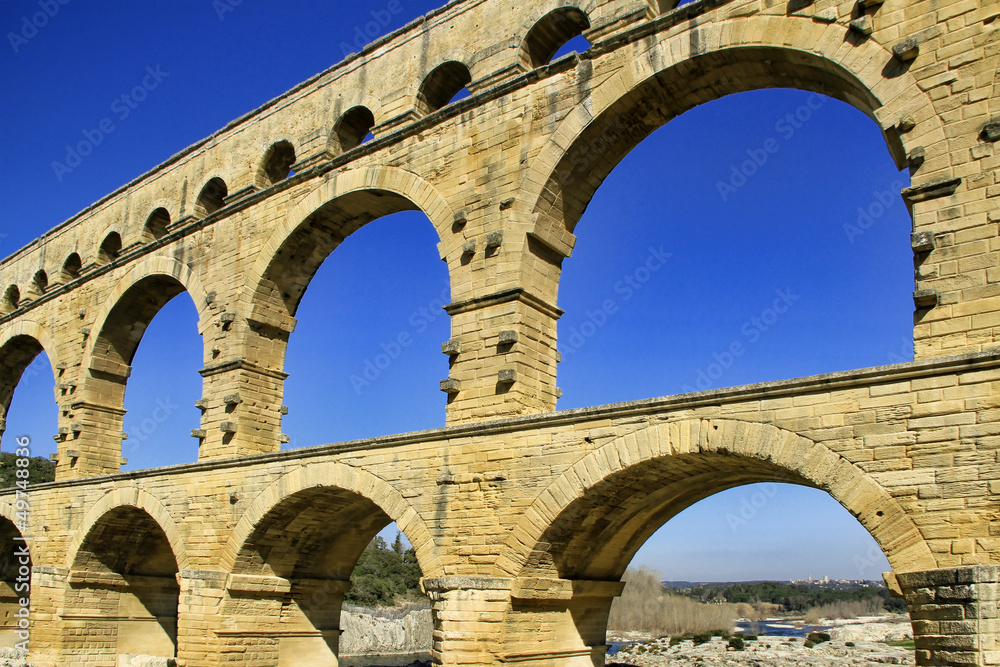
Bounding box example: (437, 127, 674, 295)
(243, 165, 455, 319)
(62, 487, 185, 665)
(61, 258, 209, 477)
(82, 255, 211, 374)
(218, 461, 441, 665)
(522, 16, 947, 257)
(0, 319, 60, 442)
(65, 486, 189, 572)
(223, 460, 441, 577)
(497, 418, 937, 581)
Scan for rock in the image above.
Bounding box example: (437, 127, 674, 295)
(609, 632, 914, 666)
(339, 603, 433, 665)
(827, 622, 911, 643)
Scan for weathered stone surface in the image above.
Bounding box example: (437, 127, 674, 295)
(0, 0, 997, 663)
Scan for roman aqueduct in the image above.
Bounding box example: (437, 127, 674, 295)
(1, 0, 999, 663)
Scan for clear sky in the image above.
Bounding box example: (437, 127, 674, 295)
(0, 1, 912, 582)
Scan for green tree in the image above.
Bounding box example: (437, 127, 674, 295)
(345, 534, 423, 607)
(0, 453, 55, 489)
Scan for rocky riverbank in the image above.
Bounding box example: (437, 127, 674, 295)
(610, 629, 914, 666)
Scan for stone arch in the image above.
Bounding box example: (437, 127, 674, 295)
(0, 319, 60, 440)
(192, 174, 229, 219)
(65, 486, 189, 572)
(81, 256, 211, 375)
(243, 165, 454, 319)
(416, 58, 474, 115)
(331, 105, 377, 154)
(497, 419, 936, 582)
(63, 488, 185, 665)
(519, 5, 591, 69)
(219, 461, 441, 664)
(257, 138, 298, 188)
(223, 460, 441, 577)
(141, 206, 171, 243)
(96, 229, 124, 265)
(523, 17, 947, 250)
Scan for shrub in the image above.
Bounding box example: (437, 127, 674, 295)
(608, 567, 739, 636)
(806, 632, 831, 645)
(727, 636, 745, 651)
(804, 640, 815, 648)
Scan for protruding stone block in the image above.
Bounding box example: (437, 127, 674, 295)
(982, 120, 1000, 143)
(280, 405, 289, 415)
(914, 289, 939, 308)
(907, 146, 926, 168)
(191, 429, 207, 438)
(220, 422, 238, 433)
(911, 232, 934, 253)
(849, 16, 872, 35)
(498, 368, 517, 384)
(898, 116, 916, 133)
(486, 231, 503, 249)
(223, 393, 242, 406)
(440, 378, 460, 394)
(442, 339, 461, 356)
(892, 37, 919, 62)
(498, 330, 518, 344)
(280, 434, 290, 443)
(195, 399, 209, 410)
(462, 241, 476, 257)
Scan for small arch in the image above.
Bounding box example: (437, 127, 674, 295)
(1, 286, 19, 313)
(142, 208, 170, 243)
(259, 140, 296, 188)
(194, 177, 228, 218)
(416, 61, 472, 115)
(31, 270, 48, 296)
(333, 106, 376, 153)
(98, 232, 122, 264)
(522, 7, 591, 68)
(61, 253, 83, 282)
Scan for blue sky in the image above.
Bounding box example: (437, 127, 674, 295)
(0, 1, 912, 582)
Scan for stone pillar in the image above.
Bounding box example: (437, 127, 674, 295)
(176, 569, 229, 666)
(501, 578, 625, 666)
(214, 573, 350, 666)
(442, 291, 561, 424)
(24, 566, 68, 667)
(197, 361, 287, 459)
(893, 565, 999, 666)
(421, 576, 512, 665)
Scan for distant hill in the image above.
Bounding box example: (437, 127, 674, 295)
(0, 452, 55, 489)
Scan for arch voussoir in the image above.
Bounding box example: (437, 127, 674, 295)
(497, 419, 937, 580)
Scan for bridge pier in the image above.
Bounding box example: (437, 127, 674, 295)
(422, 577, 512, 665)
(897, 565, 1000, 667)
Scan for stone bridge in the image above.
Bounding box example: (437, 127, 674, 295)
(0, 0, 998, 663)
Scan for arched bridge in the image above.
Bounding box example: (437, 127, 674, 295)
(1, 0, 999, 663)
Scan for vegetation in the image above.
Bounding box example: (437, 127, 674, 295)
(608, 567, 741, 636)
(0, 453, 55, 489)
(344, 533, 423, 607)
(673, 580, 906, 614)
(804, 599, 886, 623)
